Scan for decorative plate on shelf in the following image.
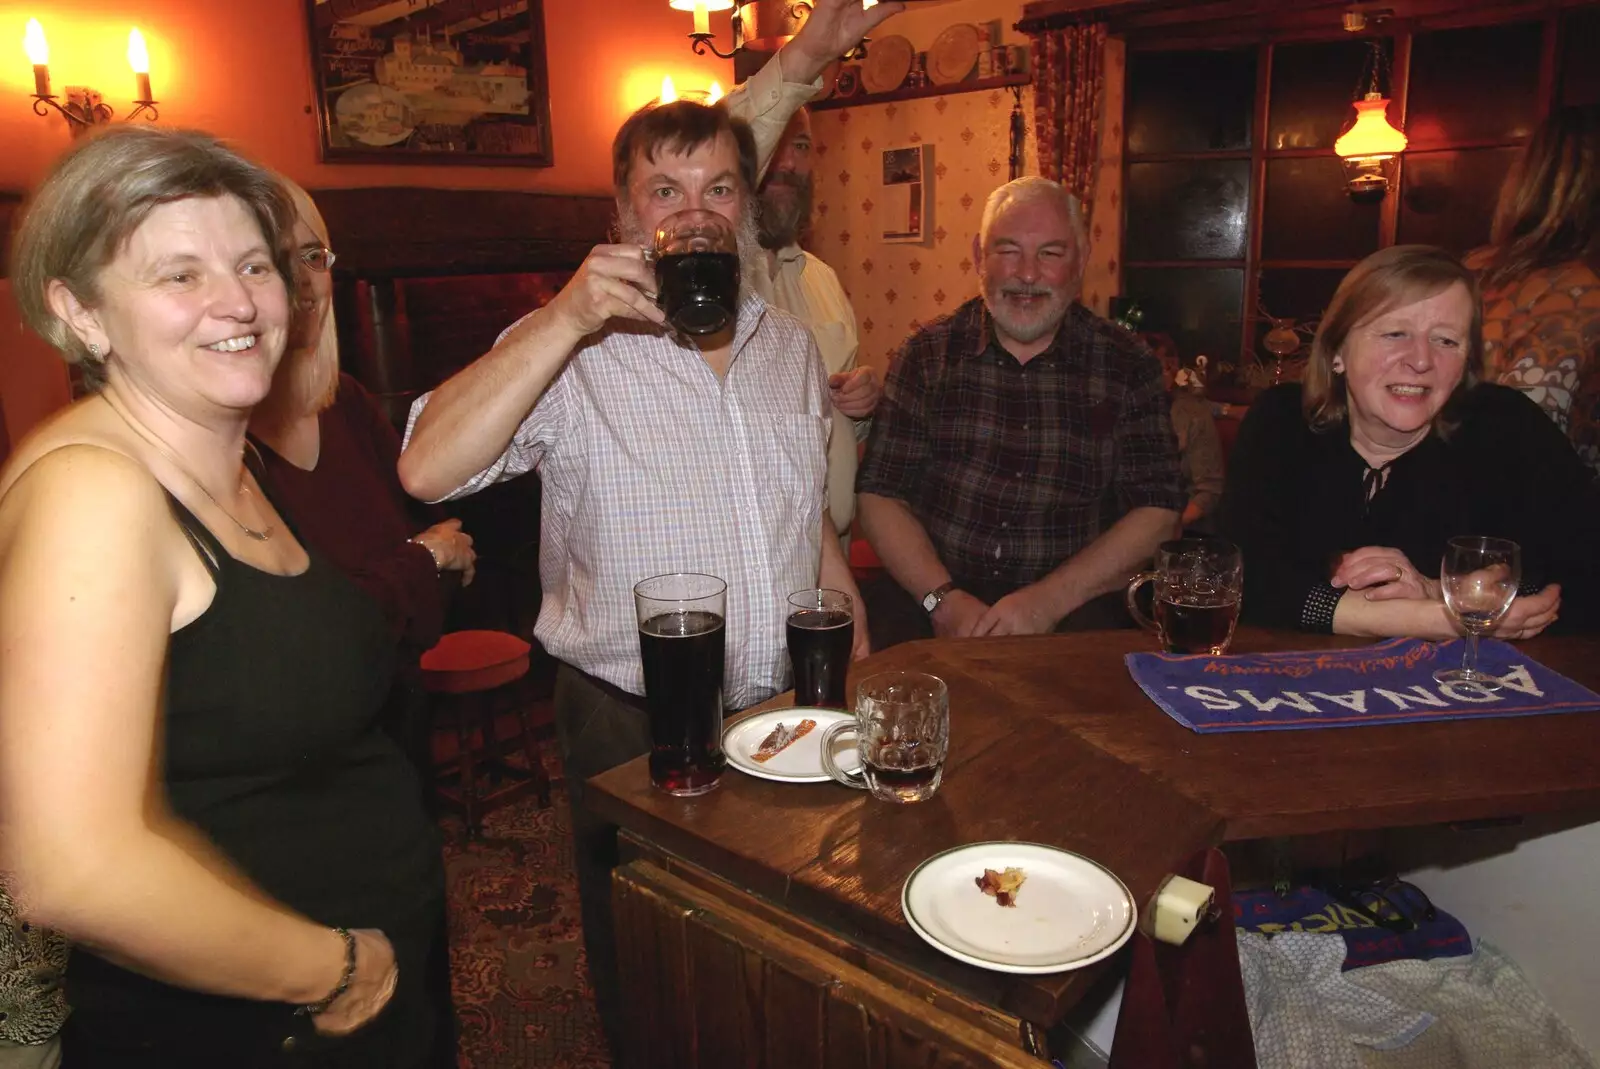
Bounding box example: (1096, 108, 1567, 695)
(928, 23, 982, 86)
(861, 34, 915, 95)
(835, 64, 863, 98)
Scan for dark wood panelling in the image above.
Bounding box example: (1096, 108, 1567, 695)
(613, 860, 1053, 1069)
(312, 186, 614, 279)
(1, 191, 22, 278)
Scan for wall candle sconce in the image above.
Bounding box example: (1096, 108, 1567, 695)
(25, 19, 159, 136)
(669, 0, 867, 62)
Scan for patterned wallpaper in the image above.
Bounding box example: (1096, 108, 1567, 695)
(807, 36, 1128, 373)
(809, 88, 1037, 371)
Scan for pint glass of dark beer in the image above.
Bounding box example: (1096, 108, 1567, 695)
(634, 572, 728, 796)
(1126, 539, 1243, 655)
(650, 210, 740, 336)
(786, 588, 854, 708)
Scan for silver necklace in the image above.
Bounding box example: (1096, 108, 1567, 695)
(102, 394, 275, 542)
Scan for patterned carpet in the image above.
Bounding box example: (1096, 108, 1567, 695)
(441, 749, 611, 1069)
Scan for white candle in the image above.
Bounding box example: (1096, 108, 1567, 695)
(24, 18, 50, 97)
(693, 1, 710, 36)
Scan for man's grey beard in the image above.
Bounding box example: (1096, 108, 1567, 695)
(615, 200, 766, 312)
(757, 172, 813, 250)
(981, 274, 1074, 345)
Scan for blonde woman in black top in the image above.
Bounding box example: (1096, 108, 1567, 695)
(1218, 245, 1599, 637)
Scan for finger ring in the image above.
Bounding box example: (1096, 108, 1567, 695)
(1392, 566, 1403, 582)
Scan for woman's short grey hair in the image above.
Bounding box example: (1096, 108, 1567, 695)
(978, 176, 1087, 253)
(10, 125, 296, 389)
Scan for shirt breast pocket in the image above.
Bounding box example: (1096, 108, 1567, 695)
(768, 413, 829, 518)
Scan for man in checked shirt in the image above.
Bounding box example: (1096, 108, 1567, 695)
(399, 0, 902, 1054)
(857, 176, 1185, 647)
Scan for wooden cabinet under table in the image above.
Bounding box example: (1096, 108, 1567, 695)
(590, 629, 1600, 1067)
(614, 856, 1043, 1069)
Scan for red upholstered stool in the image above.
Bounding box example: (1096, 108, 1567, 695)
(421, 630, 551, 836)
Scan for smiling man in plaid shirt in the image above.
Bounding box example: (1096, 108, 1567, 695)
(857, 176, 1184, 647)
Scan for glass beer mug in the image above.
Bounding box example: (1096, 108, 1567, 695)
(1127, 538, 1244, 655)
(648, 209, 740, 336)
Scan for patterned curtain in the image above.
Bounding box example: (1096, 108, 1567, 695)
(1028, 21, 1107, 216)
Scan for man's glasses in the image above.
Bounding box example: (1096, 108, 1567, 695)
(299, 246, 337, 272)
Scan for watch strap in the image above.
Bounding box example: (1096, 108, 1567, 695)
(921, 581, 957, 614)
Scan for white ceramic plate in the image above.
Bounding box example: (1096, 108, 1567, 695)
(724, 707, 859, 784)
(901, 842, 1137, 974)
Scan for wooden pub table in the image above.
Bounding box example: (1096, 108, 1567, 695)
(587, 628, 1600, 1068)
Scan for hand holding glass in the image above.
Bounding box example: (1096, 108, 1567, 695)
(820, 671, 949, 803)
(1432, 536, 1520, 691)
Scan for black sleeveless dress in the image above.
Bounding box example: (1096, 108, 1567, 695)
(61, 497, 445, 1068)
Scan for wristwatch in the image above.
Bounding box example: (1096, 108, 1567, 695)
(921, 581, 958, 614)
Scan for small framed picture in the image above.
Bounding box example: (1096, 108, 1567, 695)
(880, 144, 933, 245)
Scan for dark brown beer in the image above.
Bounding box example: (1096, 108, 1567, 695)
(655, 251, 740, 335)
(787, 608, 853, 708)
(639, 609, 727, 795)
(862, 740, 944, 803)
(1155, 595, 1240, 655)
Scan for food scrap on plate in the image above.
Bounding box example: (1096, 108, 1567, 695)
(751, 718, 818, 763)
(976, 867, 1027, 907)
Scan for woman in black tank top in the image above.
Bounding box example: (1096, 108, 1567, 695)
(1, 128, 443, 1068)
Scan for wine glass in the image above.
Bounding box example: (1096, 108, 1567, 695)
(1432, 536, 1521, 691)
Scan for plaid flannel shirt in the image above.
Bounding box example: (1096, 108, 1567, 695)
(856, 297, 1183, 589)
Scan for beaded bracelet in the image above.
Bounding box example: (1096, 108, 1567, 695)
(409, 536, 443, 572)
(297, 927, 357, 1017)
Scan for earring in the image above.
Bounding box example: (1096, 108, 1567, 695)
(1332, 356, 1345, 373)
(87, 343, 102, 360)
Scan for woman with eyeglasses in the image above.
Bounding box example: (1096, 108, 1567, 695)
(246, 178, 471, 1067)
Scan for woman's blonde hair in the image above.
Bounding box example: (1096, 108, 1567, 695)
(1478, 104, 1600, 291)
(253, 176, 341, 426)
(10, 125, 295, 389)
(1303, 245, 1483, 435)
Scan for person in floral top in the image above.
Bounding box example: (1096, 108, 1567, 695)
(0, 882, 67, 1069)
(1469, 104, 1600, 479)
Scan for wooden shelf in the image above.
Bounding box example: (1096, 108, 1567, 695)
(811, 73, 1032, 112)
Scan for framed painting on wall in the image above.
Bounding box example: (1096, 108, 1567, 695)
(306, 0, 554, 167)
(880, 144, 933, 244)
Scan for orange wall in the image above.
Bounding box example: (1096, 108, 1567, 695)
(0, 0, 733, 194)
(0, 0, 734, 447)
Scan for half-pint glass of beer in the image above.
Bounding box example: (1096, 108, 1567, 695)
(786, 588, 855, 708)
(634, 572, 728, 796)
(1126, 539, 1243, 655)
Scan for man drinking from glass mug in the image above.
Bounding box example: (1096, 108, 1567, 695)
(398, 0, 900, 1056)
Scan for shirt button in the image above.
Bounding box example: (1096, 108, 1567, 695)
(282, 1036, 298, 1053)
(1022, 424, 1030, 431)
(1002, 522, 1009, 528)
